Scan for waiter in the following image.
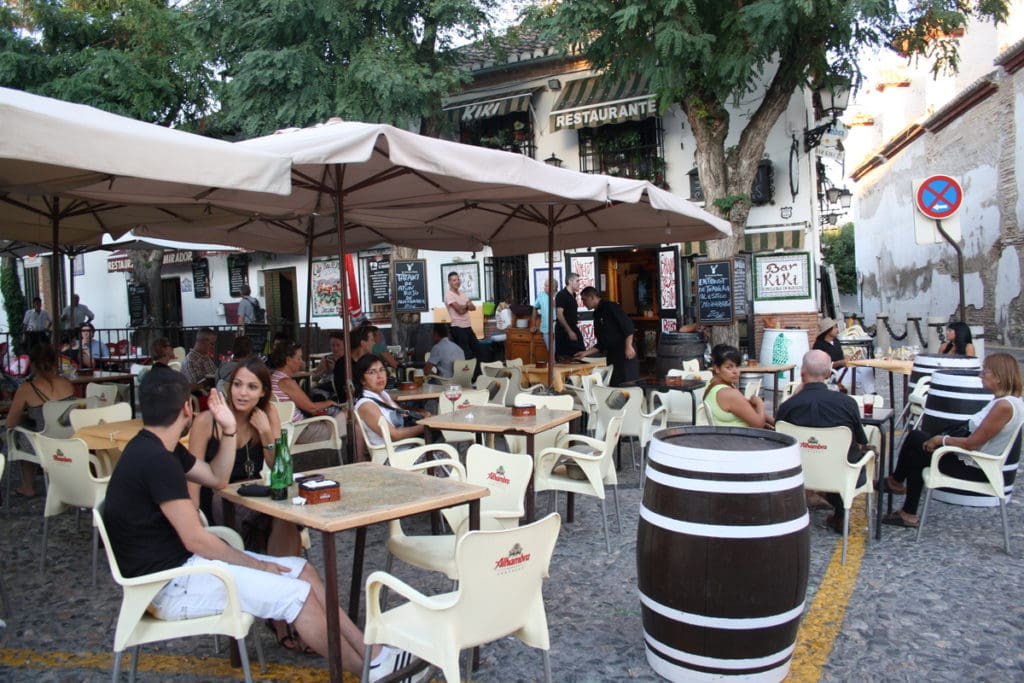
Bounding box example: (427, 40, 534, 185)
(573, 286, 638, 386)
(555, 273, 585, 360)
(22, 297, 52, 349)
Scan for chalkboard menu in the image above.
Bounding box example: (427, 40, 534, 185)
(227, 255, 249, 297)
(394, 259, 427, 312)
(127, 283, 147, 327)
(696, 259, 734, 325)
(733, 256, 748, 318)
(368, 254, 391, 305)
(192, 258, 211, 299)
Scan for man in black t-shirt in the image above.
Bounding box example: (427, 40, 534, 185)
(554, 273, 586, 360)
(102, 368, 411, 679)
(573, 286, 639, 386)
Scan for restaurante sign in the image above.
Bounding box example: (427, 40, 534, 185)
(107, 249, 197, 273)
(552, 98, 658, 131)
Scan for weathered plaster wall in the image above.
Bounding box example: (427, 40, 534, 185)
(855, 71, 1024, 346)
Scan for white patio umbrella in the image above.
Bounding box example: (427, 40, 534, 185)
(0, 86, 291, 338)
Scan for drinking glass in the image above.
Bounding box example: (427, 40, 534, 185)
(444, 384, 463, 413)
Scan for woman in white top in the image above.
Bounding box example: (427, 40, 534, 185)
(354, 354, 429, 449)
(886, 352, 1024, 527)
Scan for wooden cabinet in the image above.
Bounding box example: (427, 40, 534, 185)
(506, 327, 546, 365)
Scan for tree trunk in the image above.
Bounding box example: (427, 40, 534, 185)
(391, 245, 420, 352)
(128, 249, 165, 352)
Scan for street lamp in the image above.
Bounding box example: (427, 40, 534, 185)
(544, 153, 563, 168)
(804, 80, 851, 152)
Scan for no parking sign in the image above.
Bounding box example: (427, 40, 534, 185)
(913, 175, 963, 245)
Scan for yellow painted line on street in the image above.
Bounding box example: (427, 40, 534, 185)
(788, 501, 868, 682)
(0, 646, 354, 682)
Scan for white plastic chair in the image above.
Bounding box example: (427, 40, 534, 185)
(68, 403, 133, 432)
(5, 398, 82, 506)
(474, 375, 510, 407)
(743, 377, 763, 400)
(167, 360, 182, 371)
(504, 393, 575, 456)
(479, 360, 506, 377)
(563, 375, 598, 434)
(270, 397, 344, 464)
(535, 417, 623, 553)
(94, 503, 265, 683)
(695, 402, 712, 426)
(649, 370, 710, 426)
(775, 422, 875, 564)
(916, 427, 1023, 554)
(35, 434, 110, 587)
(590, 385, 629, 443)
(353, 410, 425, 465)
(907, 376, 931, 429)
(591, 364, 613, 386)
(595, 386, 665, 472)
(86, 383, 119, 405)
(443, 445, 533, 535)
(427, 358, 477, 388)
(682, 358, 701, 374)
(362, 513, 561, 683)
(172, 346, 186, 361)
(779, 381, 802, 403)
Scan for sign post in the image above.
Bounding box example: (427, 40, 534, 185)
(915, 175, 965, 320)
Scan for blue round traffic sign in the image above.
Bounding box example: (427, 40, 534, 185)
(916, 175, 963, 219)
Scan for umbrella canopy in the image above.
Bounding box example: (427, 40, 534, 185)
(0, 86, 292, 335)
(133, 120, 730, 255)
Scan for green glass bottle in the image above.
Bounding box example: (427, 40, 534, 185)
(269, 436, 288, 501)
(278, 428, 293, 490)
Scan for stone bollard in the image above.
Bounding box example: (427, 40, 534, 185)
(876, 312, 891, 353)
(970, 325, 985, 358)
(907, 315, 925, 351)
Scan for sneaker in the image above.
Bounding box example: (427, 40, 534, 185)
(368, 646, 431, 683)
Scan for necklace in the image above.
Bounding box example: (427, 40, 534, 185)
(242, 441, 258, 480)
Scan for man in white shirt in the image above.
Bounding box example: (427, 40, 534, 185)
(22, 297, 52, 349)
(60, 294, 94, 328)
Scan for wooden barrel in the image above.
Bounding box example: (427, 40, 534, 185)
(921, 369, 1019, 507)
(656, 332, 705, 377)
(637, 427, 809, 682)
(910, 353, 980, 392)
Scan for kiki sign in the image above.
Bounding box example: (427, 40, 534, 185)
(753, 252, 813, 301)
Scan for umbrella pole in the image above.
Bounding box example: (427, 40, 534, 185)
(50, 201, 61, 348)
(303, 217, 314, 353)
(333, 164, 356, 454)
(547, 208, 556, 389)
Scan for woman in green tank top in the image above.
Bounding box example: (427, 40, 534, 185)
(706, 344, 773, 429)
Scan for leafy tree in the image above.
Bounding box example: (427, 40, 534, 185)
(189, 0, 501, 137)
(822, 223, 857, 295)
(0, 0, 215, 127)
(1, 257, 28, 354)
(531, 0, 1009, 343)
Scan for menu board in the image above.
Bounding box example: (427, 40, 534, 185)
(696, 259, 734, 325)
(394, 259, 427, 312)
(191, 258, 211, 299)
(127, 283, 147, 327)
(368, 254, 391, 305)
(227, 254, 249, 297)
(733, 256, 748, 318)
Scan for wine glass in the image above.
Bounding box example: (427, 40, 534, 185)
(444, 384, 463, 413)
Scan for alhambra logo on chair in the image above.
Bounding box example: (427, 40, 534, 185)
(801, 436, 826, 450)
(487, 465, 510, 485)
(494, 542, 531, 570)
(52, 449, 72, 463)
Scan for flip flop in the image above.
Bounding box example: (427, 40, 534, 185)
(266, 619, 300, 651)
(883, 477, 907, 495)
(881, 512, 918, 528)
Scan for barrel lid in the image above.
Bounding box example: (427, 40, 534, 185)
(654, 426, 795, 451)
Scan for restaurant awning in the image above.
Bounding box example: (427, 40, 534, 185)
(443, 87, 539, 123)
(682, 229, 805, 256)
(549, 74, 657, 131)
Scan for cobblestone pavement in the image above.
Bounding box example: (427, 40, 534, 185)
(2, 362, 1024, 681)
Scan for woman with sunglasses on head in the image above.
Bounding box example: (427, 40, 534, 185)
(268, 341, 346, 444)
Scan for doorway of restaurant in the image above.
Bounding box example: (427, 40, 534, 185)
(161, 277, 182, 326)
(263, 268, 299, 329)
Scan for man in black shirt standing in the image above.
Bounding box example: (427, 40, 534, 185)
(102, 367, 413, 679)
(554, 272, 585, 360)
(573, 286, 638, 386)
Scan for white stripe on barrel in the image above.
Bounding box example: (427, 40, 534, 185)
(638, 427, 808, 682)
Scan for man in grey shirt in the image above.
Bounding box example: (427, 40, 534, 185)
(424, 323, 465, 380)
(236, 285, 258, 324)
(60, 294, 94, 328)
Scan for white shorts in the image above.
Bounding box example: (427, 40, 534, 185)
(150, 552, 311, 624)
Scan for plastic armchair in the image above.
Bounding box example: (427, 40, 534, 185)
(269, 397, 295, 426)
(167, 360, 182, 372)
(93, 503, 265, 683)
(591, 364, 613, 386)
(68, 402, 134, 477)
(916, 428, 1022, 554)
(563, 374, 598, 434)
(353, 411, 425, 465)
(590, 386, 629, 443)
(682, 358, 701, 374)
(695, 402, 712, 426)
(649, 370, 709, 426)
(86, 383, 120, 404)
(535, 417, 623, 553)
(362, 513, 561, 683)
(479, 360, 506, 377)
(427, 358, 477, 388)
(443, 445, 533, 536)
(907, 376, 931, 429)
(775, 421, 875, 564)
(474, 375, 510, 406)
(743, 377, 763, 400)
(779, 381, 802, 403)
(270, 396, 344, 464)
(172, 346, 186, 362)
(611, 387, 666, 472)
(34, 434, 110, 587)
(5, 398, 82, 507)
(505, 393, 574, 456)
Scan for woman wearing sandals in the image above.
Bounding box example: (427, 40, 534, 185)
(884, 353, 1024, 527)
(187, 358, 309, 653)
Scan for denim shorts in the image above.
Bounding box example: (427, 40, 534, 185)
(149, 552, 311, 624)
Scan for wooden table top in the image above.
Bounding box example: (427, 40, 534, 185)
(73, 418, 144, 452)
(68, 370, 135, 384)
(218, 462, 489, 534)
(847, 358, 914, 375)
(418, 404, 581, 435)
(738, 363, 796, 374)
(389, 387, 445, 402)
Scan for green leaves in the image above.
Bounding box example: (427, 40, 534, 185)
(822, 223, 858, 294)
